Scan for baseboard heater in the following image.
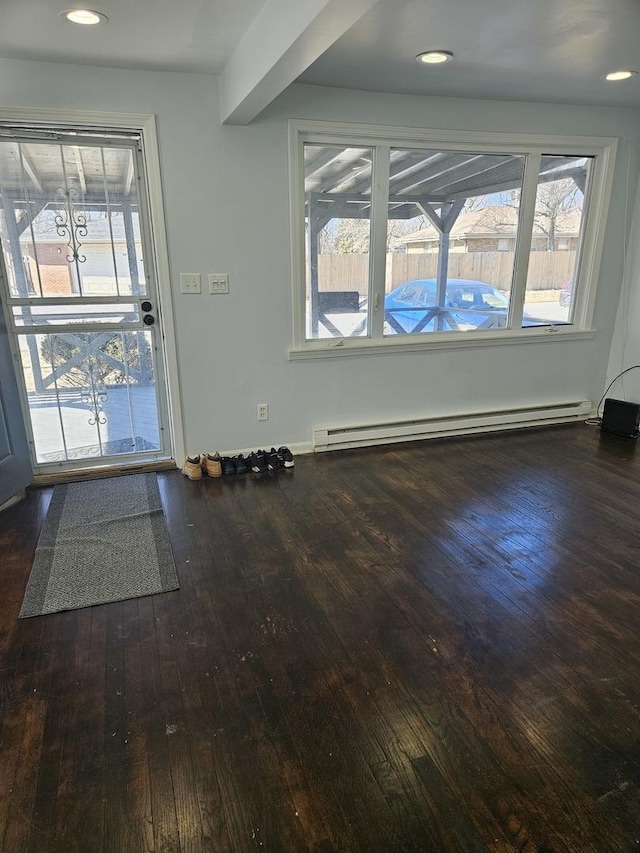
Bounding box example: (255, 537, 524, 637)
(313, 400, 592, 452)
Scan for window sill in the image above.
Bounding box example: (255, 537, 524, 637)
(288, 327, 596, 360)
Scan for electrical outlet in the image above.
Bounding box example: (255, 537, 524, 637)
(257, 403, 269, 421)
(209, 273, 229, 294)
(180, 273, 201, 294)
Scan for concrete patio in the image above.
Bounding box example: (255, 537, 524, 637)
(27, 384, 162, 463)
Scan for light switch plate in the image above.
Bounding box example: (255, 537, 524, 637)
(181, 273, 201, 294)
(209, 273, 229, 294)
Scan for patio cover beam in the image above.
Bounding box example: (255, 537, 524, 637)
(219, 0, 382, 125)
(1, 195, 45, 391)
(409, 156, 522, 198)
(19, 150, 44, 195)
(2, 192, 136, 209)
(446, 164, 587, 202)
(417, 199, 464, 331)
(72, 147, 87, 195)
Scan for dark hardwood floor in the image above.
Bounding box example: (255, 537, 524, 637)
(3, 424, 640, 851)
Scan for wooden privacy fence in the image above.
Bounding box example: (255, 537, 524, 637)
(317, 251, 576, 298)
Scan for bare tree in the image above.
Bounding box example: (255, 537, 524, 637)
(534, 178, 581, 250)
(462, 194, 493, 213)
(317, 221, 337, 254)
(500, 178, 581, 250)
(321, 214, 427, 254)
(335, 218, 368, 254)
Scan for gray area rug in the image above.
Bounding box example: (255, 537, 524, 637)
(20, 473, 178, 618)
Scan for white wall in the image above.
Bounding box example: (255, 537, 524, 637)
(1, 59, 639, 456)
(606, 171, 640, 407)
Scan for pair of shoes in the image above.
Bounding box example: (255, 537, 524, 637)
(221, 454, 250, 475)
(182, 455, 203, 480)
(277, 446, 294, 468)
(248, 450, 268, 472)
(267, 447, 283, 470)
(247, 447, 294, 472)
(202, 452, 222, 477)
(268, 447, 295, 470)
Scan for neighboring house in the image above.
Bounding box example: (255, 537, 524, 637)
(401, 206, 582, 254)
(20, 213, 143, 296)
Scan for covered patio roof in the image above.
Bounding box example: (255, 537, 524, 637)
(0, 137, 136, 204)
(304, 147, 588, 219)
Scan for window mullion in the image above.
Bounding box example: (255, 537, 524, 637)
(369, 146, 390, 339)
(509, 152, 541, 329)
(291, 129, 306, 348)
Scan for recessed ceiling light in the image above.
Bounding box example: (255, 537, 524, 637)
(604, 70, 637, 81)
(416, 50, 454, 65)
(61, 8, 108, 25)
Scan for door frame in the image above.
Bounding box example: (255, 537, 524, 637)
(0, 263, 32, 506)
(0, 107, 185, 468)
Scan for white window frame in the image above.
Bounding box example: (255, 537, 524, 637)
(288, 119, 617, 360)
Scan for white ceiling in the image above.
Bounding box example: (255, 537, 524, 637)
(0, 0, 266, 74)
(300, 0, 640, 109)
(1, 0, 640, 120)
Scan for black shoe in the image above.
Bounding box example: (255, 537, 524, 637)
(221, 456, 236, 475)
(234, 454, 249, 475)
(248, 451, 268, 473)
(267, 447, 283, 470)
(278, 446, 294, 468)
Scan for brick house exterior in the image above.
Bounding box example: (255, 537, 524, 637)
(401, 206, 582, 254)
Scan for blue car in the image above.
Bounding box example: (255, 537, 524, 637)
(384, 278, 515, 333)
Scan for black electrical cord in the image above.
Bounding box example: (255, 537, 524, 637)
(584, 364, 640, 426)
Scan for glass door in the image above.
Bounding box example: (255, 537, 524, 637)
(0, 130, 172, 474)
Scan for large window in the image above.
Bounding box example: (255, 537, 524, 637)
(290, 122, 616, 355)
